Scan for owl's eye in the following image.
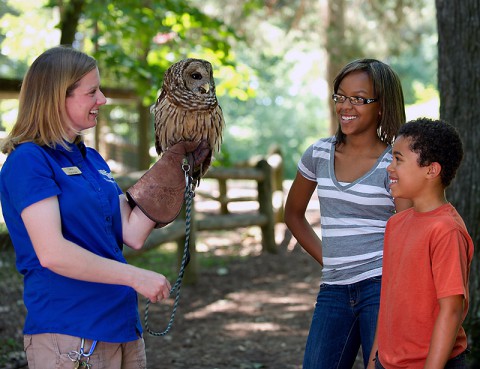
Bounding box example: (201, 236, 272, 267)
(191, 72, 202, 80)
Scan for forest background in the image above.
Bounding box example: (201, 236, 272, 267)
(0, 0, 478, 367)
(0, 0, 439, 178)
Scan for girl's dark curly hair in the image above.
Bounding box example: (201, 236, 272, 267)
(398, 117, 464, 187)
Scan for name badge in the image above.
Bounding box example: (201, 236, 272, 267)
(62, 166, 82, 175)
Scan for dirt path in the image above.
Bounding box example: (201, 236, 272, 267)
(143, 227, 320, 369)
(141, 222, 364, 369)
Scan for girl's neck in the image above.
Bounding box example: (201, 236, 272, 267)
(339, 135, 386, 155)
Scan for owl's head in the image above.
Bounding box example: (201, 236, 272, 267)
(183, 59, 215, 96)
(165, 58, 216, 97)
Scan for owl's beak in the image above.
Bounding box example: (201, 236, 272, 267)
(200, 83, 210, 94)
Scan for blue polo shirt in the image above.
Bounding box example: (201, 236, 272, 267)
(0, 141, 142, 342)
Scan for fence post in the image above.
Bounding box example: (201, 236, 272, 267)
(218, 178, 228, 214)
(267, 146, 284, 223)
(256, 159, 277, 253)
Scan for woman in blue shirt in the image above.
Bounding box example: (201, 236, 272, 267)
(0, 46, 207, 368)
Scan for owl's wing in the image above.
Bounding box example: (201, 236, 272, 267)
(154, 88, 168, 156)
(210, 104, 225, 153)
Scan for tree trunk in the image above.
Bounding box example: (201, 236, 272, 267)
(436, 0, 480, 364)
(58, 0, 86, 46)
(137, 101, 152, 170)
(326, 0, 346, 135)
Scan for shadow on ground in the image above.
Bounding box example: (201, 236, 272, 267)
(141, 223, 364, 369)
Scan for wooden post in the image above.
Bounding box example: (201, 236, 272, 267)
(218, 178, 228, 214)
(256, 159, 277, 253)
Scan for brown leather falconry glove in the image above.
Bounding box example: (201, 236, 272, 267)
(126, 140, 211, 228)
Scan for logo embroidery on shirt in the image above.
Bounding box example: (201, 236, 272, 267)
(98, 169, 116, 183)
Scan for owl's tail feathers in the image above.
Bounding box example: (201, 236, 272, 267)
(126, 141, 209, 228)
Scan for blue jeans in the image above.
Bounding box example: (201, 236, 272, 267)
(303, 277, 381, 369)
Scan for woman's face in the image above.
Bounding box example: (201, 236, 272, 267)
(335, 70, 381, 138)
(65, 67, 106, 139)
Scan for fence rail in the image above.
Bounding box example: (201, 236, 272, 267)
(117, 149, 284, 282)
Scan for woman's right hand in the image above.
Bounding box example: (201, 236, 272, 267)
(130, 267, 172, 303)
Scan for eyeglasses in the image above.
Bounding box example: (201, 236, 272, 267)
(332, 93, 378, 106)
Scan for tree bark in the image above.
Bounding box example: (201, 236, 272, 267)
(58, 0, 86, 46)
(137, 101, 152, 170)
(326, 0, 346, 135)
(436, 0, 480, 364)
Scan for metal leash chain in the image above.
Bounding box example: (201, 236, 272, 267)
(144, 158, 196, 336)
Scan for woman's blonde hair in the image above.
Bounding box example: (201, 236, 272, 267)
(1, 46, 97, 154)
(333, 58, 406, 146)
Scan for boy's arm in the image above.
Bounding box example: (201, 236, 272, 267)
(424, 294, 464, 369)
(367, 322, 379, 369)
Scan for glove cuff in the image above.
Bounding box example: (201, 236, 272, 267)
(126, 151, 194, 228)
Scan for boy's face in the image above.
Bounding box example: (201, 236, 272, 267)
(387, 135, 430, 200)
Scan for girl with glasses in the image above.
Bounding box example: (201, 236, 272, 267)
(285, 58, 411, 369)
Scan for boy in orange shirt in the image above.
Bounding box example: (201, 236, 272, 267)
(367, 118, 474, 369)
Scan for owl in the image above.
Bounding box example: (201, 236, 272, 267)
(152, 58, 224, 173)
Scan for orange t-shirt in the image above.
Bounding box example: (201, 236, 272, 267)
(378, 203, 474, 369)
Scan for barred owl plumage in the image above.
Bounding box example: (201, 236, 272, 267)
(153, 59, 224, 163)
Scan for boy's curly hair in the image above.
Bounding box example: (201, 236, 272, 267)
(398, 117, 464, 187)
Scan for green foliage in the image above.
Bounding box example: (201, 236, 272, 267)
(0, 0, 51, 78)
(0, 338, 23, 366)
(389, 47, 438, 105)
(0, 0, 18, 53)
(0, 0, 439, 178)
(218, 50, 330, 177)
(126, 243, 179, 280)
(324, 0, 437, 105)
(0, 100, 18, 131)
(79, 0, 240, 107)
(189, 0, 332, 177)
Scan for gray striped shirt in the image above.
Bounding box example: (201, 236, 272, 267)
(298, 136, 395, 284)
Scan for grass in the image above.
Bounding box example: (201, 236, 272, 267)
(0, 338, 23, 366)
(125, 238, 248, 281)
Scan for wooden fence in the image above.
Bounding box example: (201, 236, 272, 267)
(0, 79, 285, 283)
(115, 148, 284, 283)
